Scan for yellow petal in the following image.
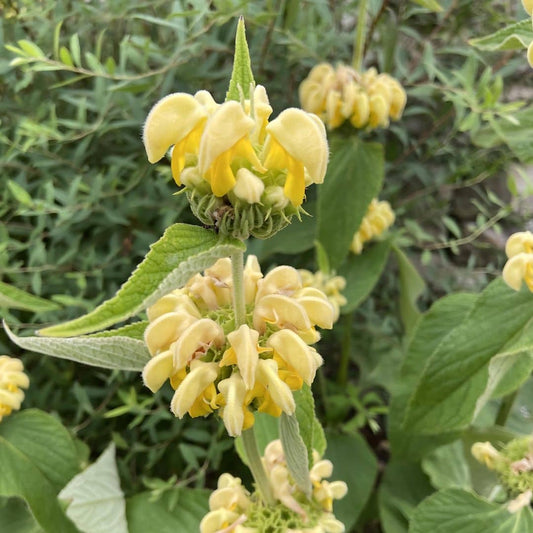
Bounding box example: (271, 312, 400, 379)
(233, 168, 265, 203)
(250, 85, 273, 144)
(199, 509, 241, 533)
(142, 350, 173, 392)
(368, 94, 390, 129)
(255, 265, 302, 301)
(170, 361, 219, 418)
(217, 372, 248, 437)
(143, 93, 207, 163)
(507, 231, 533, 257)
(146, 290, 200, 322)
(522, 0, 533, 15)
(172, 318, 225, 371)
(350, 90, 370, 128)
(265, 108, 328, 186)
(528, 40, 533, 68)
(227, 325, 259, 389)
(253, 294, 311, 332)
(502, 253, 530, 291)
(244, 255, 263, 305)
(194, 90, 219, 114)
(144, 310, 198, 356)
(0, 388, 24, 410)
(256, 359, 295, 414)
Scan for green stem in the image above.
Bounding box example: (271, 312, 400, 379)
(337, 313, 352, 386)
(353, 0, 368, 71)
(242, 425, 275, 504)
(495, 390, 518, 427)
(231, 249, 246, 327)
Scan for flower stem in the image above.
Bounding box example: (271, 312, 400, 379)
(231, 249, 246, 327)
(495, 390, 518, 427)
(242, 427, 275, 505)
(353, 0, 369, 71)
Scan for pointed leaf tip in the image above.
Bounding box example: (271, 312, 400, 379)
(226, 17, 255, 102)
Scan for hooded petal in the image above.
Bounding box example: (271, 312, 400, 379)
(217, 372, 248, 437)
(253, 294, 311, 333)
(142, 350, 174, 392)
(256, 359, 295, 415)
(227, 325, 260, 389)
(144, 310, 198, 356)
(505, 231, 533, 258)
(502, 253, 530, 291)
(143, 93, 208, 163)
(255, 265, 302, 301)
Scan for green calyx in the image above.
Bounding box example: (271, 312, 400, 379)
(495, 437, 533, 496)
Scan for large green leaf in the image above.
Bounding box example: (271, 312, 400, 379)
(325, 432, 378, 532)
(0, 281, 61, 312)
(317, 138, 384, 270)
(127, 488, 209, 533)
(58, 444, 127, 533)
(409, 488, 533, 533)
(389, 292, 477, 459)
(5, 322, 149, 371)
(226, 17, 255, 101)
(293, 385, 326, 463)
(0, 497, 44, 533)
(402, 279, 533, 435)
(38, 224, 244, 337)
(235, 412, 279, 464)
(339, 239, 392, 314)
(421, 441, 472, 491)
(0, 410, 80, 493)
(469, 20, 533, 51)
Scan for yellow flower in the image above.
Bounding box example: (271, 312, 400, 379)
(350, 199, 395, 254)
(0, 356, 29, 422)
(502, 231, 533, 291)
(217, 372, 254, 437)
(299, 270, 347, 323)
(471, 441, 501, 469)
(522, 0, 533, 15)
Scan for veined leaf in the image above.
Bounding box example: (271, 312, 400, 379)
(469, 20, 533, 51)
(38, 224, 244, 337)
(226, 17, 255, 101)
(5, 322, 149, 371)
(0, 281, 61, 312)
(411, 0, 443, 12)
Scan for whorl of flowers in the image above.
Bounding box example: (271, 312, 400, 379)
(502, 231, 533, 292)
(0, 356, 29, 422)
(522, 1, 533, 68)
(472, 437, 533, 512)
(350, 199, 395, 255)
(200, 439, 347, 533)
(299, 269, 347, 323)
(142, 256, 334, 437)
(143, 85, 328, 239)
(299, 63, 406, 131)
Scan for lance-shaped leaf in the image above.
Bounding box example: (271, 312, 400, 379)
(38, 224, 244, 337)
(469, 20, 533, 51)
(0, 281, 61, 312)
(5, 322, 150, 371)
(226, 16, 255, 102)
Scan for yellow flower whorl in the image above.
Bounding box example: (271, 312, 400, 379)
(0, 356, 29, 422)
(350, 199, 395, 254)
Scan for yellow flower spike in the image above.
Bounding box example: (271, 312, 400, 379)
(142, 350, 173, 393)
(505, 231, 533, 257)
(143, 310, 198, 356)
(256, 359, 296, 415)
(170, 361, 219, 418)
(143, 92, 208, 165)
(267, 329, 323, 386)
(264, 108, 328, 206)
(146, 290, 200, 322)
(172, 318, 225, 371)
(198, 101, 264, 197)
(255, 265, 302, 301)
(233, 168, 265, 203)
(227, 325, 261, 390)
(244, 255, 263, 305)
(253, 294, 311, 333)
(199, 508, 243, 533)
(502, 253, 533, 291)
(522, 0, 533, 15)
(218, 372, 249, 436)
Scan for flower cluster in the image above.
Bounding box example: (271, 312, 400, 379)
(299, 269, 346, 323)
(502, 231, 533, 292)
(472, 437, 533, 512)
(200, 440, 347, 533)
(143, 86, 328, 239)
(299, 63, 406, 130)
(142, 256, 334, 436)
(522, 0, 533, 68)
(0, 356, 29, 423)
(350, 199, 395, 254)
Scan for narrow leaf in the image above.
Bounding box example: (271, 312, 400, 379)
(411, 0, 443, 11)
(7, 180, 33, 206)
(469, 20, 533, 51)
(38, 224, 244, 337)
(5, 322, 150, 371)
(226, 17, 255, 102)
(0, 281, 61, 312)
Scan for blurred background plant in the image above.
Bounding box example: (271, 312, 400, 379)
(2, 0, 533, 531)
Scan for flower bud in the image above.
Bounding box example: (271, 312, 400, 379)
(233, 168, 265, 204)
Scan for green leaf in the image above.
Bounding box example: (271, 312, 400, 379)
(293, 385, 326, 465)
(58, 444, 127, 533)
(5, 322, 150, 371)
(411, 0, 443, 12)
(0, 497, 44, 533)
(69, 34, 82, 66)
(325, 432, 378, 531)
(7, 180, 33, 206)
(402, 279, 533, 435)
(59, 46, 74, 67)
(421, 441, 472, 491)
(393, 245, 425, 338)
(17, 39, 45, 58)
(410, 488, 533, 533)
(89, 321, 148, 341)
(38, 224, 244, 337)
(378, 462, 433, 533)
(0, 281, 61, 312)
(127, 488, 209, 533)
(279, 413, 312, 497)
(469, 20, 533, 51)
(389, 292, 477, 459)
(317, 138, 384, 270)
(226, 17, 255, 102)
(339, 239, 392, 314)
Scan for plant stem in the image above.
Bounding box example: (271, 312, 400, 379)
(353, 0, 368, 71)
(495, 390, 518, 427)
(337, 313, 352, 386)
(242, 427, 275, 505)
(231, 249, 246, 327)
